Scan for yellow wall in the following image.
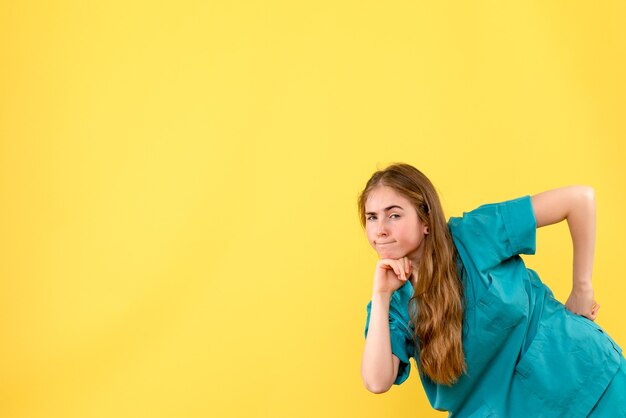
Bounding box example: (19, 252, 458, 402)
(1, 1, 625, 417)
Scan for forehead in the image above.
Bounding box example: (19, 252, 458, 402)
(364, 185, 412, 211)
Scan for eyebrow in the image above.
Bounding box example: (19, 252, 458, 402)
(365, 205, 404, 216)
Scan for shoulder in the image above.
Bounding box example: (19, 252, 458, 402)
(448, 196, 536, 273)
(449, 195, 534, 228)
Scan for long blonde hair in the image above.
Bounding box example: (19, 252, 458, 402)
(358, 163, 466, 385)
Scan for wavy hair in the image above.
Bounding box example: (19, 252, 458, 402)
(358, 163, 466, 385)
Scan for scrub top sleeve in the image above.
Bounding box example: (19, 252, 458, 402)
(364, 300, 413, 385)
(448, 195, 537, 273)
(500, 195, 537, 256)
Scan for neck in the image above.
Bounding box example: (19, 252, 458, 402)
(407, 244, 425, 266)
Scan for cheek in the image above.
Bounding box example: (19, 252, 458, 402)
(402, 231, 423, 248)
(365, 228, 376, 246)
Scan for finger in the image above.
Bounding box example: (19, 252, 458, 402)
(377, 260, 392, 270)
(390, 261, 403, 279)
(396, 260, 407, 281)
(379, 259, 396, 269)
(381, 259, 405, 280)
(397, 260, 406, 281)
(404, 258, 410, 276)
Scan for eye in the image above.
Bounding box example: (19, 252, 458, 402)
(389, 213, 400, 219)
(366, 215, 377, 221)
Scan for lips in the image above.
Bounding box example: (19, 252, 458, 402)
(377, 241, 395, 245)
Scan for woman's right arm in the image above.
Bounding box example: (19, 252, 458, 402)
(360, 291, 401, 394)
(361, 257, 411, 393)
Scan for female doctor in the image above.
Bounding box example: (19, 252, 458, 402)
(360, 163, 625, 417)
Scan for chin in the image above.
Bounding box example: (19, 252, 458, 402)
(378, 251, 404, 259)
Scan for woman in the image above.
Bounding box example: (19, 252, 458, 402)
(359, 163, 625, 417)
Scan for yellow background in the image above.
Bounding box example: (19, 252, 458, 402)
(1, 1, 625, 417)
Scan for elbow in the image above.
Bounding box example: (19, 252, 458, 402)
(364, 382, 392, 394)
(577, 185, 595, 202)
(360, 351, 397, 394)
(574, 185, 596, 211)
(362, 377, 392, 394)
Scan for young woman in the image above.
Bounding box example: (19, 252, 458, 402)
(359, 163, 625, 417)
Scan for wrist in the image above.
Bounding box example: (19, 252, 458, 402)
(371, 291, 393, 302)
(573, 279, 593, 291)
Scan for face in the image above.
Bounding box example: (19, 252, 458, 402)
(364, 185, 429, 262)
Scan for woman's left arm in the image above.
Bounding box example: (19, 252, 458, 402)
(531, 186, 600, 320)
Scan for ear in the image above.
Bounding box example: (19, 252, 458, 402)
(424, 226, 429, 235)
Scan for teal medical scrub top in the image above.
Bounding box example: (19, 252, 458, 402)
(364, 196, 623, 417)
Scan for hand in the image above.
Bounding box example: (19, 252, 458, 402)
(372, 257, 412, 296)
(565, 286, 600, 321)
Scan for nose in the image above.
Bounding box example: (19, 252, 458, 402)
(376, 219, 388, 237)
